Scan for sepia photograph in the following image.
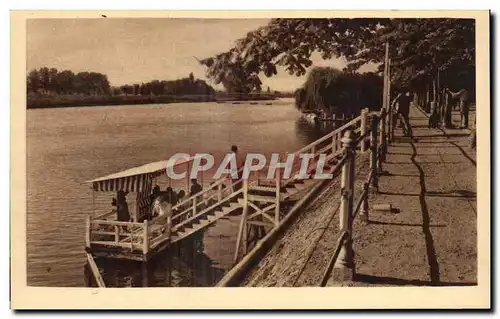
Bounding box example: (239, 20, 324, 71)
(11, 10, 490, 309)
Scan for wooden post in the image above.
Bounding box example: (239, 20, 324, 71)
(333, 130, 356, 281)
(360, 182, 369, 224)
(382, 41, 390, 111)
(378, 109, 386, 167)
(142, 219, 149, 255)
(192, 196, 197, 218)
(332, 132, 337, 154)
(85, 215, 91, 248)
(387, 59, 392, 143)
(234, 179, 249, 263)
(370, 116, 379, 191)
(114, 225, 119, 242)
(336, 132, 341, 152)
(275, 167, 281, 226)
(86, 252, 105, 287)
(141, 262, 149, 287)
(360, 108, 369, 153)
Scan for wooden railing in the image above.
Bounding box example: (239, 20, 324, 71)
(318, 106, 394, 285)
(86, 218, 149, 252)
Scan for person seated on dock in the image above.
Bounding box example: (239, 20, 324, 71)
(116, 191, 131, 231)
(151, 192, 173, 236)
(177, 189, 186, 204)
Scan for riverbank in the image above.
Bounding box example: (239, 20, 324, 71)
(27, 93, 278, 109)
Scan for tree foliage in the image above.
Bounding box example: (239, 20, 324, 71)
(115, 75, 215, 96)
(199, 18, 475, 98)
(295, 67, 383, 116)
(27, 67, 111, 95)
(27, 68, 216, 98)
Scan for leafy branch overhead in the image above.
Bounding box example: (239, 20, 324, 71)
(199, 18, 475, 91)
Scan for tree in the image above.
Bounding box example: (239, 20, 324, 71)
(295, 66, 383, 117)
(199, 18, 475, 103)
(39, 67, 51, 93)
(27, 69, 40, 93)
(53, 70, 75, 94)
(26, 67, 111, 96)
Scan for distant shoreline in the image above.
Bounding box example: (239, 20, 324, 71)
(26, 93, 281, 109)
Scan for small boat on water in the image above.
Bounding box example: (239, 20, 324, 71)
(302, 112, 320, 125)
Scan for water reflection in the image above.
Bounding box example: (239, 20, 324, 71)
(294, 116, 337, 145)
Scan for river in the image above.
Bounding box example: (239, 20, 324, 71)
(27, 98, 330, 287)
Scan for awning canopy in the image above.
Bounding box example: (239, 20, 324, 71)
(85, 155, 201, 192)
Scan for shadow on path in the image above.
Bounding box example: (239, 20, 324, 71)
(369, 220, 446, 228)
(410, 141, 441, 285)
(354, 274, 476, 286)
(449, 141, 477, 167)
(379, 191, 476, 199)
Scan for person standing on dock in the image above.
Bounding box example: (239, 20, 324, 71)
(116, 191, 130, 230)
(447, 88, 470, 129)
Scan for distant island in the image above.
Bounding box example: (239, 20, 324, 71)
(26, 68, 288, 109)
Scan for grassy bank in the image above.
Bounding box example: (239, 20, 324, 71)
(27, 93, 278, 109)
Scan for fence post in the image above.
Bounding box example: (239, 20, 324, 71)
(192, 196, 197, 218)
(360, 108, 369, 153)
(370, 115, 379, 191)
(114, 225, 119, 242)
(143, 219, 149, 255)
(85, 215, 91, 248)
(360, 182, 369, 224)
(234, 179, 249, 263)
(387, 58, 392, 143)
(275, 167, 281, 226)
(333, 130, 356, 282)
(378, 109, 386, 171)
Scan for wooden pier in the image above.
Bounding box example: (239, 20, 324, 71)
(83, 106, 382, 264)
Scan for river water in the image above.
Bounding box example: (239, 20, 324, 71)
(27, 98, 329, 287)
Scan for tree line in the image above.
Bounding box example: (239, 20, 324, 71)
(27, 67, 111, 95)
(114, 73, 215, 96)
(199, 18, 475, 115)
(27, 68, 216, 97)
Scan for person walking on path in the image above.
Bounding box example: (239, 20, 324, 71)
(442, 88, 454, 128)
(447, 88, 470, 129)
(391, 89, 413, 138)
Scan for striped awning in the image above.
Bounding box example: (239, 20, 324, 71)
(85, 155, 200, 192)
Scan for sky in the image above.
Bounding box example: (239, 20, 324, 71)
(27, 18, 375, 92)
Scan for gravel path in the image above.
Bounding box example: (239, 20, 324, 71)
(242, 105, 477, 287)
